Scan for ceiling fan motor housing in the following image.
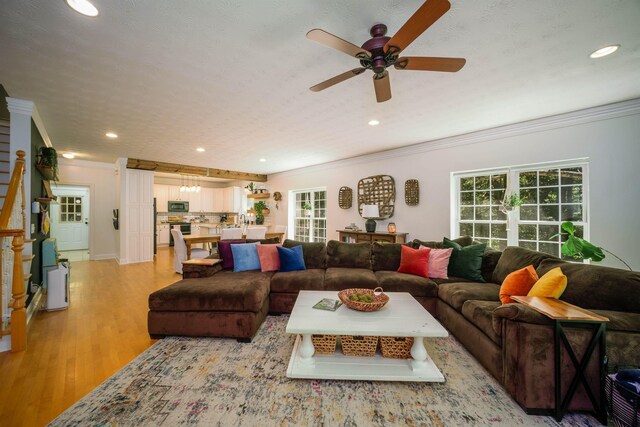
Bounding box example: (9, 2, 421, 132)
(361, 24, 396, 74)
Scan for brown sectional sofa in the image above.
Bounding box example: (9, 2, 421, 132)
(148, 237, 640, 415)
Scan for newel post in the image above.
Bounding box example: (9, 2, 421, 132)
(10, 233, 26, 352)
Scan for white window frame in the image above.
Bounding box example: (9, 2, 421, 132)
(451, 158, 590, 256)
(288, 187, 327, 243)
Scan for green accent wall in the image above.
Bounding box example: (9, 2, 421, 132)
(0, 84, 9, 120)
(28, 120, 48, 306)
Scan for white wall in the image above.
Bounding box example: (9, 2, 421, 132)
(267, 99, 640, 271)
(57, 159, 116, 260)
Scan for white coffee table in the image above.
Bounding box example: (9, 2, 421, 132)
(285, 290, 448, 382)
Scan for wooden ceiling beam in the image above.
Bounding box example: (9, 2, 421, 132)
(126, 158, 267, 182)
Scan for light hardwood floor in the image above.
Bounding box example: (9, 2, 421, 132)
(0, 247, 179, 427)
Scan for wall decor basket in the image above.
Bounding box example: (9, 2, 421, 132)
(405, 179, 419, 206)
(380, 336, 414, 359)
(311, 334, 337, 355)
(338, 186, 352, 209)
(357, 175, 395, 218)
(341, 335, 378, 357)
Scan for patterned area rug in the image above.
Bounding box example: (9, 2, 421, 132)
(49, 316, 601, 426)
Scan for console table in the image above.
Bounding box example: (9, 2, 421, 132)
(337, 230, 408, 244)
(511, 296, 609, 423)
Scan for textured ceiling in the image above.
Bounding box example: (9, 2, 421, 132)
(1, 0, 639, 174)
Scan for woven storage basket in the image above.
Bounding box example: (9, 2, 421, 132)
(338, 287, 389, 312)
(311, 334, 337, 355)
(380, 336, 414, 359)
(340, 335, 378, 357)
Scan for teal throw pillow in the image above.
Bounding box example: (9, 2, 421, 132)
(231, 242, 261, 272)
(443, 237, 486, 282)
(277, 245, 306, 272)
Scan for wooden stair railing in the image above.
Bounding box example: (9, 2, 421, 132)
(0, 150, 27, 352)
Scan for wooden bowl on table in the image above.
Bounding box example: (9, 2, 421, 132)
(338, 287, 389, 312)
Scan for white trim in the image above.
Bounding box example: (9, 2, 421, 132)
(92, 253, 116, 261)
(269, 98, 640, 179)
(32, 106, 53, 148)
(27, 287, 43, 326)
(53, 182, 95, 258)
(6, 97, 34, 116)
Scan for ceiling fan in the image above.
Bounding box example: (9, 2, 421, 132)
(307, 0, 466, 103)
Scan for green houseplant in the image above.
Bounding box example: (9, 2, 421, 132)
(499, 192, 523, 214)
(554, 221, 632, 270)
(253, 201, 268, 225)
(35, 146, 59, 181)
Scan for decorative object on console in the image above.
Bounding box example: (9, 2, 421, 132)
(357, 174, 395, 219)
(338, 186, 352, 209)
(338, 287, 389, 312)
(405, 179, 419, 206)
(361, 204, 379, 232)
(387, 222, 396, 233)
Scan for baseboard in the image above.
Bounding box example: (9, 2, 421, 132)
(91, 253, 116, 261)
(0, 335, 10, 352)
(27, 287, 44, 328)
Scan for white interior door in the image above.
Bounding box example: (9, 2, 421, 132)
(50, 185, 90, 251)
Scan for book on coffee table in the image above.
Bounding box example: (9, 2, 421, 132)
(313, 298, 342, 311)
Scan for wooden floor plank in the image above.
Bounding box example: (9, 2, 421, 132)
(0, 247, 179, 426)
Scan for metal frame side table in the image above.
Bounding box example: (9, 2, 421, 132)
(512, 296, 609, 424)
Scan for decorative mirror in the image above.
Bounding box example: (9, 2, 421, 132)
(338, 186, 352, 209)
(405, 179, 419, 206)
(357, 175, 395, 218)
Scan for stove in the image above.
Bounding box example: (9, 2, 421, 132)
(168, 222, 191, 246)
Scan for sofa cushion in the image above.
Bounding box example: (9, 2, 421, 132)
(443, 238, 486, 282)
(397, 246, 430, 278)
(217, 239, 246, 269)
(481, 248, 503, 283)
(492, 246, 558, 284)
(148, 271, 271, 312)
(374, 271, 438, 297)
(231, 242, 261, 272)
(324, 267, 377, 290)
(277, 245, 306, 272)
(462, 300, 503, 345)
(536, 259, 640, 313)
(492, 303, 553, 335)
(371, 242, 407, 271)
(326, 240, 371, 269)
(438, 282, 501, 312)
(499, 265, 539, 304)
(283, 239, 327, 269)
(591, 310, 640, 333)
(270, 269, 326, 293)
(527, 267, 567, 298)
(411, 235, 475, 250)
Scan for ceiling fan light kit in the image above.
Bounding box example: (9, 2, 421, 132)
(306, 0, 466, 103)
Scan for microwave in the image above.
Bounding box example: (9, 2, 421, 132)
(168, 201, 189, 212)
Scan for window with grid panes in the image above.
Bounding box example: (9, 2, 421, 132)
(292, 189, 327, 243)
(59, 196, 83, 223)
(453, 162, 588, 258)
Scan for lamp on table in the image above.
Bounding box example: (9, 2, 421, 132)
(361, 204, 380, 233)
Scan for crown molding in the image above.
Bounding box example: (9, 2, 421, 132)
(6, 97, 33, 115)
(269, 98, 640, 179)
(32, 105, 53, 148)
(58, 158, 115, 170)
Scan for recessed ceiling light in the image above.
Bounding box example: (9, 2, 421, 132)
(259, 158, 266, 162)
(105, 132, 118, 138)
(62, 153, 75, 159)
(589, 45, 620, 59)
(368, 120, 380, 126)
(196, 148, 205, 152)
(66, 0, 99, 17)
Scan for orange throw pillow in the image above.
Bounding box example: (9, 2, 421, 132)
(397, 246, 431, 278)
(528, 267, 567, 299)
(499, 265, 539, 304)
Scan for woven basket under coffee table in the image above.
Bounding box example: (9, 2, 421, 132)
(380, 336, 414, 359)
(341, 335, 378, 357)
(311, 335, 337, 355)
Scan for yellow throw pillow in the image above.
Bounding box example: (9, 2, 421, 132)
(527, 267, 567, 298)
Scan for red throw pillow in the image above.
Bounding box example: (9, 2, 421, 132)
(499, 265, 539, 304)
(397, 246, 431, 278)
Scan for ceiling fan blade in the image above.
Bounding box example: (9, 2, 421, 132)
(306, 29, 371, 59)
(309, 68, 367, 92)
(373, 71, 391, 103)
(384, 0, 451, 54)
(395, 56, 466, 72)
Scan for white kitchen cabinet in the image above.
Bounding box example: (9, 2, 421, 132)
(223, 187, 241, 212)
(200, 188, 214, 212)
(212, 188, 224, 212)
(168, 186, 186, 201)
(158, 224, 170, 245)
(187, 190, 201, 212)
(154, 184, 170, 212)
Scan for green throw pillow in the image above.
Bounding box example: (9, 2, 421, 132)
(443, 237, 486, 282)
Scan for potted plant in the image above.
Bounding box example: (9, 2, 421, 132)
(302, 202, 313, 216)
(253, 201, 269, 225)
(553, 221, 632, 270)
(499, 192, 523, 214)
(244, 182, 256, 194)
(35, 146, 59, 181)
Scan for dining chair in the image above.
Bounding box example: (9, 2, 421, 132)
(245, 227, 267, 240)
(171, 229, 209, 274)
(220, 227, 244, 240)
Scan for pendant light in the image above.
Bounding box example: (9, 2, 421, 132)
(180, 175, 187, 192)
